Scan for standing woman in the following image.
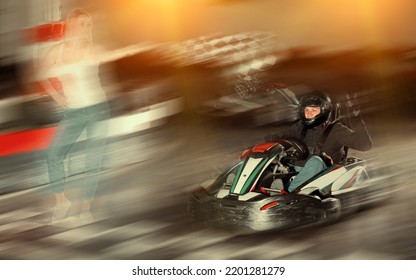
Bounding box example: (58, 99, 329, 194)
(38, 8, 139, 223)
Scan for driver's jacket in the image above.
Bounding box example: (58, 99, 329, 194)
(266, 116, 372, 165)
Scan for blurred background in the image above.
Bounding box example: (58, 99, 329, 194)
(0, 0, 415, 260)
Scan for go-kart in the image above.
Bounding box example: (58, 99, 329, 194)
(188, 138, 392, 231)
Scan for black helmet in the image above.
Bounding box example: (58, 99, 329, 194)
(298, 91, 332, 128)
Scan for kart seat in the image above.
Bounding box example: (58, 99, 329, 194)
(258, 172, 298, 191)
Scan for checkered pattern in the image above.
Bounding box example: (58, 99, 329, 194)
(166, 32, 279, 76)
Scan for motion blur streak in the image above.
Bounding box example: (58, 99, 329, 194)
(0, 0, 415, 260)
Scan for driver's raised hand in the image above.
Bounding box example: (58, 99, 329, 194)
(346, 93, 361, 117)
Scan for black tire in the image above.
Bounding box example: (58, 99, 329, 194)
(322, 197, 342, 222)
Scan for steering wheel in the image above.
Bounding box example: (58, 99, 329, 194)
(274, 138, 309, 163)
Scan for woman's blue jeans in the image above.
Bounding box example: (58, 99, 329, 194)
(288, 155, 327, 193)
(47, 102, 109, 200)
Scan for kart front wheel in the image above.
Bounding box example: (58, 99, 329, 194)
(322, 197, 342, 222)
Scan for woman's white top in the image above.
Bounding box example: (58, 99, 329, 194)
(50, 43, 107, 108)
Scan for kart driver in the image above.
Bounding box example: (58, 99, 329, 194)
(264, 91, 372, 193)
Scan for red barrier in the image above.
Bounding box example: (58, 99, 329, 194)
(23, 22, 65, 44)
(0, 127, 57, 156)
